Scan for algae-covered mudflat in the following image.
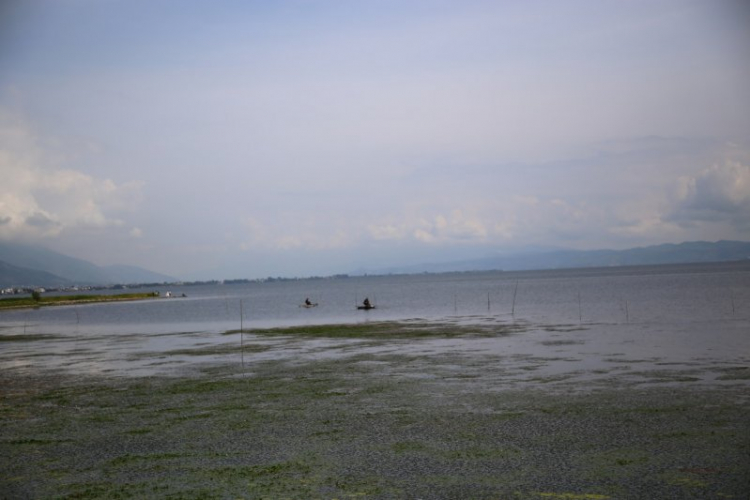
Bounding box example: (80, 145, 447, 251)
(1, 321, 748, 499)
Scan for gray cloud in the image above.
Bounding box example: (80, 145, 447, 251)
(25, 211, 59, 229)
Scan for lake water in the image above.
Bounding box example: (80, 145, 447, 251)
(1, 261, 749, 381)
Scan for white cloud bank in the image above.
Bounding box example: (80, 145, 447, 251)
(671, 161, 750, 229)
(232, 153, 750, 263)
(0, 112, 143, 242)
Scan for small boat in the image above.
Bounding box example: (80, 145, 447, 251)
(357, 304, 375, 310)
(300, 303, 318, 308)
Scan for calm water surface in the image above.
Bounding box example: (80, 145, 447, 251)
(3, 261, 748, 332)
(1, 261, 749, 379)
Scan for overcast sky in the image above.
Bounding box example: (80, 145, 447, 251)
(1, 0, 749, 279)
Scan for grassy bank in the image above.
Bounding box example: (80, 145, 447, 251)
(1, 321, 748, 499)
(0, 292, 159, 310)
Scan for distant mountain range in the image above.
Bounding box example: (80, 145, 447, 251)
(0, 242, 175, 288)
(0, 260, 71, 288)
(1, 240, 749, 288)
(365, 240, 750, 275)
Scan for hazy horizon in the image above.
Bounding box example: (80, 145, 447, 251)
(1, 1, 749, 280)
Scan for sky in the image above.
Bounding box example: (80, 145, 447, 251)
(1, 0, 749, 280)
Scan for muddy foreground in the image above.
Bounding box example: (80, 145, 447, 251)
(1, 322, 749, 499)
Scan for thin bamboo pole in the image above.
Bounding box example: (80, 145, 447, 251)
(240, 299, 245, 375)
(625, 300, 629, 323)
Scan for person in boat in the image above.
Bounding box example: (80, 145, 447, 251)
(363, 297, 371, 308)
(305, 298, 312, 306)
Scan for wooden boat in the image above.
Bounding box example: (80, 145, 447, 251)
(300, 303, 318, 308)
(357, 305, 375, 310)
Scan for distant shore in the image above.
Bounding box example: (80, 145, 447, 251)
(0, 292, 160, 310)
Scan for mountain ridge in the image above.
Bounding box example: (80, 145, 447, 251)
(1, 240, 748, 287)
(0, 260, 71, 288)
(0, 242, 175, 287)
(361, 240, 750, 275)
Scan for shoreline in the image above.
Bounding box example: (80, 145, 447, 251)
(0, 292, 161, 311)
